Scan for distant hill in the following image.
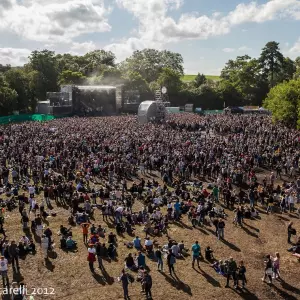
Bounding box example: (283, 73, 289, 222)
(181, 74, 221, 82)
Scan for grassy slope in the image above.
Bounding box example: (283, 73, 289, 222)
(181, 75, 221, 82)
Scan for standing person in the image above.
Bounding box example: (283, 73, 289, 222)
(143, 271, 152, 300)
(155, 247, 163, 271)
(0, 255, 8, 287)
(41, 234, 49, 260)
(236, 260, 247, 288)
(191, 241, 201, 269)
(87, 244, 96, 273)
(119, 269, 130, 300)
(95, 242, 104, 270)
(217, 218, 225, 240)
(225, 257, 237, 288)
(262, 254, 273, 284)
(167, 249, 176, 275)
(272, 252, 280, 279)
(81, 223, 90, 244)
(8, 240, 19, 272)
(288, 222, 296, 244)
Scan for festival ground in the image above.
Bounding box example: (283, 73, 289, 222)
(2, 173, 300, 300)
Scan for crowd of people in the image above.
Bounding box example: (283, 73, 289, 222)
(0, 113, 299, 299)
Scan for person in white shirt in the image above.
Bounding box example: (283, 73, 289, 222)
(289, 194, 295, 213)
(28, 185, 35, 197)
(171, 243, 180, 258)
(144, 238, 153, 252)
(0, 255, 8, 286)
(41, 235, 49, 259)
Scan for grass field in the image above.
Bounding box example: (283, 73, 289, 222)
(3, 171, 300, 300)
(181, 75, 221, 82)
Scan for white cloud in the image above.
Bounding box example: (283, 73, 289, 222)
(109, 0, 300, 61)
(0, 47, 31, 66)
(223, 48, 235, 53)
(289, 38, 300, 55)
(0, 0, 112, 43)
(1, 0, 300, 66)
(70, 41, 97, 55)
(238, 46, 252, 52)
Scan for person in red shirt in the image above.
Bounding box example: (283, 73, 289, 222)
(81, 223, 90, 244)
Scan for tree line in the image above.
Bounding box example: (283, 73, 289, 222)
(0, 41, 299, 120)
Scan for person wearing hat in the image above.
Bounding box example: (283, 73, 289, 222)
(0, 255, 8, 286)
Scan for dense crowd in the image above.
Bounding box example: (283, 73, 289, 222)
(0, 113, 299, 299)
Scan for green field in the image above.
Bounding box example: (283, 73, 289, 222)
(181, 74, 221, 82)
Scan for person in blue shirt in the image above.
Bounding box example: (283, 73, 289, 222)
(137, 251, 146, 268)
(174, 200, 181, 220)
(133, 236, 142, 250)
(191, 241, 201, 268)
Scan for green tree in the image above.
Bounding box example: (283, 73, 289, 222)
(193, 73, 207, 88)
(0, 74, 18, 115)
(259, 41, 284, 87)
(5, 69, 30, 111)
(58, 70, 86, 85)
(101, 67, 122, 85)
(220, 56, 268, 105)
(0, 64, 11, 73)
(27, 50, 59, 100)
(119, 49, 184, 83)
(263, 79, 300, 127)
(216, 80, 243, 107)
(156, 67, 182, 94)
(294, 57, 300, 79)
(122, 71, 149, 92)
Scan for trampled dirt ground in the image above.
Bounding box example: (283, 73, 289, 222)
(3, 174, 300, 300)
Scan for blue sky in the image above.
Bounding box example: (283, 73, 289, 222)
(0, 0, 300, 75)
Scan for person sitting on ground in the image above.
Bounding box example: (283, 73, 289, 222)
(66, 236, 77, 250)
(108, 232, 117, 244)
(124, 253, 138, 271)
(27, 239, 36, 254)
(205, 246, 214, 261)
(144, 238, 153, 253)
(97, 225, 105, 238)
(133, 236, 142, 250)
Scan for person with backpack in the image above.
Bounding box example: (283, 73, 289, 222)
(167, 249, 176, 275)
(119, 269, 130, 300)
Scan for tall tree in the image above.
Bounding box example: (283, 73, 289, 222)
(156, 67, 183, 94)
(263, 79, 300, 127)
(119, 49, 184, 83)
(5, 69, 30, 112)
(58, 70, 86, 85)
(259, 41, 284, 87)
(193, 73, 207, 88)
(27, 50, 59, 100)
(0, 74, 18, 115)
(294, 57, 300, 79)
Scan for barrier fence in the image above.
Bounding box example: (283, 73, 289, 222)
(0, 114, 55, 125)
